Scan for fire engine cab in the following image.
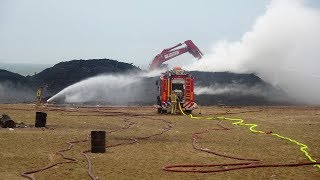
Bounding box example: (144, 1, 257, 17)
(156, 67, 195, 114)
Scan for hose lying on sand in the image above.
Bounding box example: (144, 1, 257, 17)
(21, 116, 173, 180)
(162, 103, 320, 173)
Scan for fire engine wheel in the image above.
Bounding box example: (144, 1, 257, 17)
(185, 110, 192, 114)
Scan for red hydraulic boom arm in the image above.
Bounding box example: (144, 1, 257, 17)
(149, 40, 203, 70)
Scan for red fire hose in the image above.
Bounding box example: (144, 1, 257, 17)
(163, 121, 319, 173)
(21, 116, 173, 179)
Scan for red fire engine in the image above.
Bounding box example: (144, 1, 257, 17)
(156, 67, 195, 114)
(151, 40, 202, 114)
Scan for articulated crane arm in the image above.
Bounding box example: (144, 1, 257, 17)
(149, 40, 203, 70)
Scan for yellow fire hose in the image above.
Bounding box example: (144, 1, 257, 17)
(178, 103, 320, 171)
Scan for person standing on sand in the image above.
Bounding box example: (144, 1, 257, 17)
(170, 91, 178, 114)
(36, 87, 42, 104)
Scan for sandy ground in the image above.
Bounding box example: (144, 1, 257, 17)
(0, 104, 319, 180)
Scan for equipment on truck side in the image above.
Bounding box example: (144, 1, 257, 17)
(149, 40, 203, 70)
(156, 67, 195, 114)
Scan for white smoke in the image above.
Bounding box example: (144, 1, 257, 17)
(48, 70, 162, 104)
(185, 0, 320, 104)
(195, 85, 267, 96)
(195, 83, 290, 102)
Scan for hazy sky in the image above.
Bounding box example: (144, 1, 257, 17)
(1, 0, 319, 69)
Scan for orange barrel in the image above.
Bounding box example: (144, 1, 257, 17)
(91, 131, 106, 153)
(35, 112, 47, 127)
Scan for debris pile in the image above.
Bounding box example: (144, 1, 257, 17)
(0, 114, 16, 128)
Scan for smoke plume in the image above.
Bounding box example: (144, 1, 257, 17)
(186, 0, 320, 104)
(195, 84, 268, 96)
(195, 83, 290, 103)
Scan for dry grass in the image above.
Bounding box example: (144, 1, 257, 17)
(0, 104, 319, 180)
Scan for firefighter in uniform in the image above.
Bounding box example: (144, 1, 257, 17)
(170, 91, 178, 114)
(36, 87, 43, 104)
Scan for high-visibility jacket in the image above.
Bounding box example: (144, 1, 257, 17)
(170, 93, 177, 103)
(37, 89, 42, 97)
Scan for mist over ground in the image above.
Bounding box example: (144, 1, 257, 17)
(185, 0, 320, 104)
(0, 82, 34, 103)
(195, 83, 290, 104)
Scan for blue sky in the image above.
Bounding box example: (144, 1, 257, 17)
(0, 0, 319, 69)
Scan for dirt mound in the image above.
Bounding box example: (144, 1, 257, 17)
(29, 59, 140, 94)
(0, 59, 293, 105)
